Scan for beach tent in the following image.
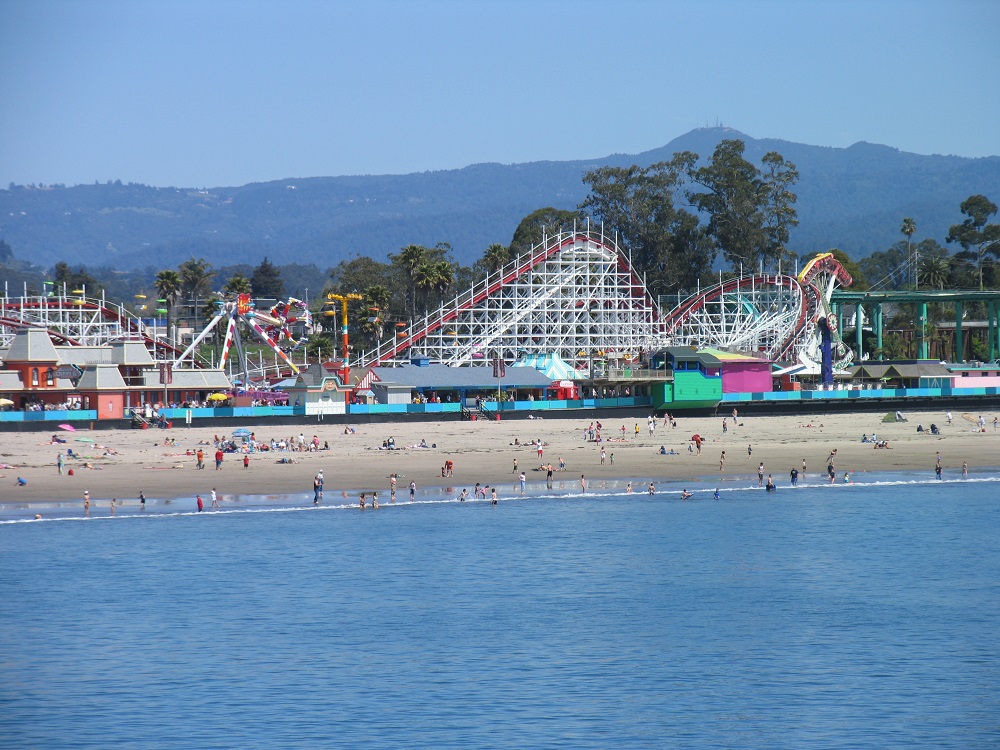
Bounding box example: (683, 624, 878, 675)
(511, 352, 579, 381)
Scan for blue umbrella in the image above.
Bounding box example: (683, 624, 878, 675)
(232, 428, 252, 438)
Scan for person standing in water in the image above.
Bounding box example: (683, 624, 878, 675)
(648, 482, 655, 495)
(110, 498, 116, 516)
(490, 487, 498, 505)
(139, 491, 146, 511)
(580, 474, 587, 492)
(211, 488, 219, 509)
(372, 492, 379, 509)
(519, 471, 526, 495)
(196, 495, 204, 512)
(84, 490, 90, 518)
(459, 488, 468, 502)
(409, 480, 416, 500)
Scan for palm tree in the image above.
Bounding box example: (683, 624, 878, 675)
(178, 257, 216, 329)
(154, 269, 182, 343)
(900, 217, 916, 287)
(392, 244, 427, 320)
(360, 284, 391, 344)
(482, 243, 511, 273)
(917, 255, 949, 290)
(223, 273, 252, 296)
(412, 262, 438, 316)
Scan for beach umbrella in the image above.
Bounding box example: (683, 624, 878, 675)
(75, 437, 95, 443)
(58, 423, 76, 432)
(207, 393, 229, 401)
(232, 428, 252, 437)
(0, 398, 13, 406)
(690, 434, 701, 441)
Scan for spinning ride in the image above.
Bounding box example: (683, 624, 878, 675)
(174, 294, 312, 385)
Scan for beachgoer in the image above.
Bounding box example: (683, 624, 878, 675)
(558, 457, 566, 471)
(610, 452, 614, 466)
(409, 480, 416, 500)
(196, 495, 204, 512)
(946, 411, 953, 425)
(757, 463, 764, 487)
(720, 451, 726, 471)
(57, 452, 64, 475)
(747, 444, 752, 458)
(139, 491, 146, 511)
(243, 455, 249, 469)
(801, 458, 807, 476)
(681, 489, 693, 500)
(460, 488, 468, 501)
(519, 471, 526, 495)
(766, 475, 775, 492)
(546, 464, 553, 488)
(826, 449, 837, 463)
(935, 464, 942, 480)
(196, 449, 204, 469)
(359, 493, 366, 510)
(313, 476, 321, 505)
(843, 472, 851, 483)
(648, 482, 655, 495)
(827, 463, 836, 483)
(714, 488, 720, 501)
(580, 474, 587, 492)
(372, 492, 379, 509)
(215, 449, 223, 470)
(537, 442, 543, 459)
(490, 487, 498, 505)
(512, 458, 518, 474)
(110, 498, 116, 516)
(84, 490, 90, 517)
(211, 488, 219, 509)
(963, 461, 969, 477)
(600, 447, 606, 465)
(626, 482, 632, 494)
(936, 451, 942, 467)
(790, 467, 799, 486)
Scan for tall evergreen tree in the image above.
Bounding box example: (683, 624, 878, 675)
(250, 256, 285, 299)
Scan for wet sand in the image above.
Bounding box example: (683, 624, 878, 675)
(1, 408, 996, 509)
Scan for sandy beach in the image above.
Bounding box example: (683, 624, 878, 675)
(1, 407, 997, 509)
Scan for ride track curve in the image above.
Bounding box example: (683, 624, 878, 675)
(660, 253, 854, 368)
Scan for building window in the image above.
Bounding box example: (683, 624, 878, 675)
(31, 368, 39, 387)
(46, 368, 54, 386)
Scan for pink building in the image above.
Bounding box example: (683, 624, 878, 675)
(699, 348, 773, 393)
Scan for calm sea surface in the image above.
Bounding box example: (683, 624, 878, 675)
(2, 473, 998, 749)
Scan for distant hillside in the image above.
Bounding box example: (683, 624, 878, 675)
(1, 127, 998, 271)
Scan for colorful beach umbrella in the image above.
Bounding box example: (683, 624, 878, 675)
(58, 423, 76, 432)
(207, 393, 229, 401)
(232, 428, 252, 437)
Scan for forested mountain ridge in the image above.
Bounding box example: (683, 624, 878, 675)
(2, 127, 997, 271)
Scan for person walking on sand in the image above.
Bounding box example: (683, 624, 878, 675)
(215, 448, 224, 470)
(243, 455, 249, 470)
(196, 448, 204, 470)
(720, 451, 726, 471)
(512, 458, 518, 474)
(600, 447, 606, 465)
(57, 452, 64, 475)
(139, 491, 146, 511)
(211, 488, 219, 509)
(84, 490, 90, 517)
(537, 441, 543, 460)
(747, 444, 753, 458)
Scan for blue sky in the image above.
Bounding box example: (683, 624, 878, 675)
(1, 0, 997, 188)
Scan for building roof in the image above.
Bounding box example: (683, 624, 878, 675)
(140, 369, 232, 389)
(111, 340, 155, 366)
(0, 371, 23, 390)
(4, 328, 61, 363)
(77, 364, 128, 390)
(697, 347, 771, 364)
(849, 361, 952, 379)
(371, 363, 553, 389)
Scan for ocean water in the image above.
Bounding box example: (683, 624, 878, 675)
(1, 473, 998, 749)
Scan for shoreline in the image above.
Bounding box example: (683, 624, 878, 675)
(1, 408, 996, 509)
